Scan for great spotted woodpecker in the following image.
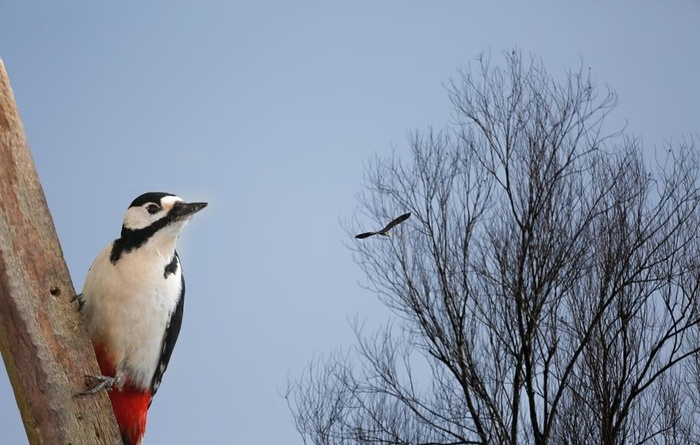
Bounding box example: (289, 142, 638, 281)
(77, 192, 207, 445)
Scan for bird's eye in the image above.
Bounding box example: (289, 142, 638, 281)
(146, 204, 161, 214)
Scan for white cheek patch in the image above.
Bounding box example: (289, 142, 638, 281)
(122, 206, 152, 230)
(121, 195, 184, 230)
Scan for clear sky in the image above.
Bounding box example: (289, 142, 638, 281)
(0, 2, 698, 444)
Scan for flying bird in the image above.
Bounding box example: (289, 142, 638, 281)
(355, 212, 411, 239)
(77, 192, 207, 445)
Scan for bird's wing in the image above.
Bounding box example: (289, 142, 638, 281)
(355, 232, 377, 239)
(149, 260, 185, 403)
(380, 212, 411, 232)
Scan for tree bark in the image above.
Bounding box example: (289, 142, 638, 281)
(0, 60, 121, 444)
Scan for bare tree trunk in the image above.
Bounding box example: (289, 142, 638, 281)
(0, 60, 121, 444)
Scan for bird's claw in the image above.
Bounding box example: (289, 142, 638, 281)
(71, 293, 85, 310)
(81, 374, 117, 395)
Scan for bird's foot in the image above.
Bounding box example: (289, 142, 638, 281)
(81, 374, 118, 395)
(71, 293, 85, 310)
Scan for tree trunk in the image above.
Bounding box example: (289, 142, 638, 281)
(0, 59, 121, 444)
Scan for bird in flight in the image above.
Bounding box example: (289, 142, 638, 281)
(355, 212, 411, 239)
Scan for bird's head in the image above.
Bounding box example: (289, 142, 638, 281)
(109, 192, 207, 264)
(121, 192, 207, 238)
(121, 192, 207, 244)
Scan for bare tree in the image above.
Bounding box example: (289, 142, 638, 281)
(287, 50, 700, 445)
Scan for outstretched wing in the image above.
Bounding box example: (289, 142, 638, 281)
(380, 212, 411, 233)
(355, 212, 411, 239)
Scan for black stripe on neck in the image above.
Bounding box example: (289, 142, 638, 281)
(110, 217, 171, 264)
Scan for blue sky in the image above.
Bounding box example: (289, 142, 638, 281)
(0, 2, 698, 444)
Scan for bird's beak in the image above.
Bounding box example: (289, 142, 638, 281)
(171, 201, 208, 220)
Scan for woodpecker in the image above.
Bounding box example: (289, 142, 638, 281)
(78, 192, 207, 445)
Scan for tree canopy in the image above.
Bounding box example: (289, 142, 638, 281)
(288, 50, 700, 445)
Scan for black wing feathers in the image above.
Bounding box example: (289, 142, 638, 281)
(149, 258, 185, 404)
(381, 212, 411, 232)
(355, 212, 411, 239)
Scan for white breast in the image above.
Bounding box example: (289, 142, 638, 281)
(81, 242, 182, 390)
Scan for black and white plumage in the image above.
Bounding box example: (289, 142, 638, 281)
(79, 192, 206, 445)
(355, 212, 411, 239)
